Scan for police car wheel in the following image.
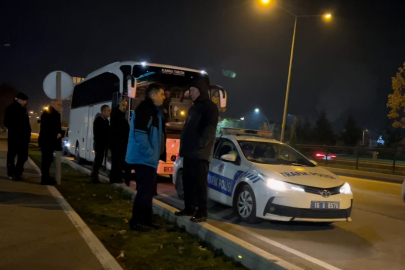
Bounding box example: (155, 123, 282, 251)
(175, 169, 184, 200)
(234, 185, 256, 222)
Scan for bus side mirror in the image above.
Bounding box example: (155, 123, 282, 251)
(128, 77, 137, 98)
(219, 89, 227, 108)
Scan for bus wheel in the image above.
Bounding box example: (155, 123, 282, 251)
(175, 169, 184, 200)
(75, 143, 83, 164)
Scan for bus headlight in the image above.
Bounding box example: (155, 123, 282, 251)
(266, 178, 304, 192)
(339, 182, 352, 194)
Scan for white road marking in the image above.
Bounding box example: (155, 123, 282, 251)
(28, 157, 123, 270)
(158, 192, 342, 270)
(210, 213, 343, 270)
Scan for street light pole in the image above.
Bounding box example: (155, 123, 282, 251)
(363, 129, 369, 146)
(280, 16, 297, 142)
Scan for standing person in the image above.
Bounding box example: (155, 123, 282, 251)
(3, 93, 31, 180)
(175, 79, 219, 222)
(126, 83, 166, 231)
(91, 105, 111, 183)
(38, 99, 63, 185)
(162, 90, 171, 122)
(109, 100, 129, 184)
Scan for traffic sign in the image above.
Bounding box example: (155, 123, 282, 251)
(43, 71, 74, 100)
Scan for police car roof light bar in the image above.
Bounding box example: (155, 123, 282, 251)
(220, 128, 274, 139)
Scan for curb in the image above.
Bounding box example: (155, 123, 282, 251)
(322, 166, 404, 184)
(28, 157, 123, 270)
(62, 157, 302, 270)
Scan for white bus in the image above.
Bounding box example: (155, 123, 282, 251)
(67, 61, 227, 176)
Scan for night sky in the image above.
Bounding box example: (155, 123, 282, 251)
(1, 0, 405, 133)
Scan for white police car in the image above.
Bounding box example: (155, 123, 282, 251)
(173, 128, 353, 223)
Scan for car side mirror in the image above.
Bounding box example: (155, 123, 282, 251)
(310, 159, 318, 166)
(218, 89, 227, 108)
(220, 154, 236, 162)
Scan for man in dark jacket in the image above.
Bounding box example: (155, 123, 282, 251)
(176, 79, 219, 222)
(38, 99, 63, 185)
(109, 100, 129, 184)
(91, 105, 111, 183)
(4, 93, 31, 180)
(126, 83, 166, 232)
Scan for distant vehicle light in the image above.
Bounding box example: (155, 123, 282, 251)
(141, 61, 147, 66)
(201, 70, 205, 74)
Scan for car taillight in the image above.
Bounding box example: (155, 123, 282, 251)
(316, 153, 325, 157)
(330, 155, 336, 158)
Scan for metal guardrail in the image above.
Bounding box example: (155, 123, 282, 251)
(295, 144, 405, 176)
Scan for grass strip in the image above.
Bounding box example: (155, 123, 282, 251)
(29, 147, 246, 270)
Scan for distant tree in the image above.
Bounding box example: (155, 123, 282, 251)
(387, 62, 405, 128)
(0, 83, 18, 129)
(297, 118, 312, 144)
(216, 118, 241, 134)
(341, 115, 361, 146)
(313, 112, 336, 145)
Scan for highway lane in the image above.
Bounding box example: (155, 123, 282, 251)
(151, 176, 405, 270)
(57, 148, 405, 269)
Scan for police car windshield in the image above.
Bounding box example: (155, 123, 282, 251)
(238, 141, 315, 167)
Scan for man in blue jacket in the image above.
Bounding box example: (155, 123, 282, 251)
(126, 83, 166, 232)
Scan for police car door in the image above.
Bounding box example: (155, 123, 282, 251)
(209, 138, 249, 206)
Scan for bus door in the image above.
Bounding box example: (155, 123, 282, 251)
(86, 105, 95, 161)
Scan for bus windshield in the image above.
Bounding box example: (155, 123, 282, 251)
(131, 65, 209, 125)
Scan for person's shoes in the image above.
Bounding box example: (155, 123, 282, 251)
(145, 222, 161, 230)
(91, 178, 100, 184)
(7, 175, 15, 180)
(110, 180, 123, 185)
(175, 209, 196, 217)
(13, 175, 22, 181)
(40, 180, 57, 186)
(190, 213, 207, 223)
(129, 223, 152, 232)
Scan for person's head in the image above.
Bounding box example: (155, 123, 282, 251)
(190, 79, 209, 102)
(51, 99, 62, 113)
(101, 105, 111, 118)
(118, 100, 128, 113)
(164, 90, 171, 99)
(147, 83, 165, 106)
(189, 87, 200, 101)
(15, 93, 28, 107)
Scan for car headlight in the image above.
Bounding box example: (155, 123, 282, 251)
(266, 178, 304, 192)
(339, 182, 352, 194)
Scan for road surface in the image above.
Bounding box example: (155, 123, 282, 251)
(151, 175, 405, 270)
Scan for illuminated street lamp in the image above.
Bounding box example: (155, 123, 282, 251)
(254, 108, 270, 128)
(260, 2, 332, 142)
(43, 106, 48, 111)
(240, 117, 245, 121)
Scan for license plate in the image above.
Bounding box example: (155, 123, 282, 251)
(164, 167, 173, 172)
(311, 201, 340, 209)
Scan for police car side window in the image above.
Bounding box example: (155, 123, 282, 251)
(214, 139, 240, 161)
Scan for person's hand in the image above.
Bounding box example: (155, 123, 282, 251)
(57, 133, 62, 139)
(164, 109, 168, 114)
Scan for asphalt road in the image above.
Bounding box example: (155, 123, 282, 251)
(151, 176, 405, 270)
